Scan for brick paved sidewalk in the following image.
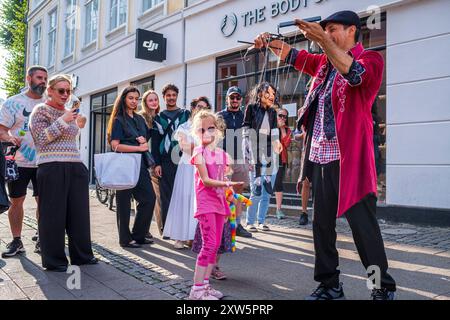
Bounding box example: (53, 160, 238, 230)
(0, 194, 449, 300)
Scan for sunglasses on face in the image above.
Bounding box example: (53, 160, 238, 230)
(278, 114, 288, 120)
(229, 95, 242, 101)
(55, 88, 72, 95)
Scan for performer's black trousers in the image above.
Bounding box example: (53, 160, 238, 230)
(312, 160, 396, 291)
(37, 162, 95, 269)
(116, 164, 155, 245)
(159, 157, 178, 231)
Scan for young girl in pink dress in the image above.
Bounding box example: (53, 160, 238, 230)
(189, 110, 243, 300)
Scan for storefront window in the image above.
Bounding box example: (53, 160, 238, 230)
(215, 14, 387, 197)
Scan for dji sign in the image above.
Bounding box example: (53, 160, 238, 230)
(144, 40, 159, 52)
(135, 29, 167, 62)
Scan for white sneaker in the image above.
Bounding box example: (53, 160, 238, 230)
(205, 284, 224, 299)
(189, 287, 219, 300)
(258, 224, 270, 231)
(246, 224, 258, 232)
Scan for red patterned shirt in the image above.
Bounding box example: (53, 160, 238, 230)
(309, 68, 341, 164)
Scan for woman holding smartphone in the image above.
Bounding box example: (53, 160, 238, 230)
(30, 74, 96, 272)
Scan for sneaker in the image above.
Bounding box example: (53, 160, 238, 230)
(173, 240, 184, 250)
(2, 239, 25, 258)
(257, 224, 270, 231)
(205, 284, 224, 299)
(189, 287, 219, 300)
(305, 283, 345, 300)
(246, 224, 258, 233)
(34, 240, 41, 254)
(299, 212, 309, 226)
(211, 267, 227, 280)
(31, 232, 38, 242)
(371, 288, 395, 300)
(263, 179, 273, 195)
(236, 224, 252, 238)
(254, 184, 262, 197)
(276, 210, 286, 220)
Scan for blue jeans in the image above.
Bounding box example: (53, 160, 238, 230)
(246, 171, 276, 226)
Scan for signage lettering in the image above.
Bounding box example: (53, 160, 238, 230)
(222, 0, 326, 37)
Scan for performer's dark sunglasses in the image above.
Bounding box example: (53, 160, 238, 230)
(229, 95, 242, 101)
(278, 114, 288, 120)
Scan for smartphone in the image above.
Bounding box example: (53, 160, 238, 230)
(72, 101, 80, 114)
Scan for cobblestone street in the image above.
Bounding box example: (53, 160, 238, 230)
(0, 194, 449, 300)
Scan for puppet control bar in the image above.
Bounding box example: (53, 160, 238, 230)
(277, 16, 322, 34)
(237, 16, 322, 48)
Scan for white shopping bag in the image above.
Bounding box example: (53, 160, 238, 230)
(94, 152, 141, 190)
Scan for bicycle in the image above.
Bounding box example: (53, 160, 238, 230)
(94, 173, 115, 211)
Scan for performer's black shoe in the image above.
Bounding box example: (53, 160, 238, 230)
(371, 288, 395, 300)
(305, 283, 345, 300)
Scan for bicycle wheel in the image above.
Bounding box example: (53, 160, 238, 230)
(95, 180, 109, 204)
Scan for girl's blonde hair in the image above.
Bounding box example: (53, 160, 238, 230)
(191, 109, 226, 145)
(48, 74, 72, 89)
(139, 90, 160, 128)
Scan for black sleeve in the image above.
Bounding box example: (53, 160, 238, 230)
(285, 48, 300, 65)
(271, 109, 278, 129)
(151, 118, 162, 166)
(110, 118, 124, 142)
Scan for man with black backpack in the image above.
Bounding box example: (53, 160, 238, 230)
(0, 66, 48, 257)
(151, 84, 190, 234)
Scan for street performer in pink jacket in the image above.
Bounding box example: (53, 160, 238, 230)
(254, 10, 396, 300)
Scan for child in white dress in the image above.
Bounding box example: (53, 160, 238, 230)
(163, 97, 212, 249)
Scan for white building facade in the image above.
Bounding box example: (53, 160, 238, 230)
(26, 0, 450, 214)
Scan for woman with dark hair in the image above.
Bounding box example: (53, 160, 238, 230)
(192, 96, 212, 110)
(107, 86, 156, 248)
(242, 82, 282, 232)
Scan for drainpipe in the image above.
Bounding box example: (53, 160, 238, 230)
(23, 0, 30, 89)
(182, 0, 187, 107)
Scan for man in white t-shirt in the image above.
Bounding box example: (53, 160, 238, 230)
(0, 66, 47, 258)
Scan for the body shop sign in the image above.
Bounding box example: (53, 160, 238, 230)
(221, 0, 326, 37)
